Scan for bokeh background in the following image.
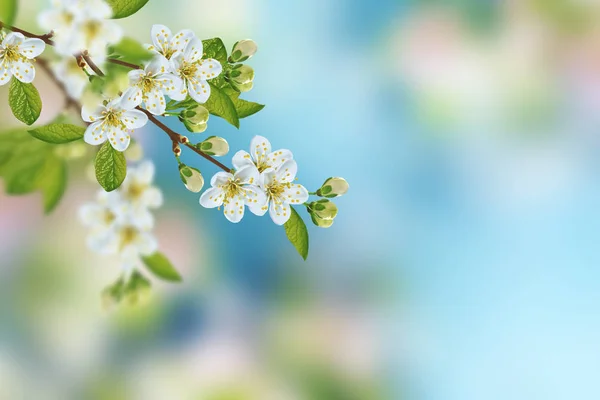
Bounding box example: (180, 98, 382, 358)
(2, 0, 600, 399)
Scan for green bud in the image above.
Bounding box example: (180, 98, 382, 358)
(231, 65, 254, 85)
(308, 199, 338, 220)
(198, 136, 229, 156)
(180, 105, 209, 133)
(123, 271, 151, 306)
(236, 80, 254, 93)
(179, 164, 205, 193)
(316, 177, 349, 198)
(310, 213, 335, 228)
(229, 39, 258, 63)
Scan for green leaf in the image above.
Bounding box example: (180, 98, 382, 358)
(0, 0, 17, 26)
(94, 141, 127, 192)
(37, 156, 67, 213)
(106, 0, 149, 19)
(284, 207, 310, 260)
(222, 86, 265, 119)
(202, 38, 228, 65)
(4, 152, 46, 194)
(142, 252, 182, 282)
(204, 83, 240, 128)
(9, 79, 42, 125)
(109, 37, 153, 64)
(29, 123, 85, 144)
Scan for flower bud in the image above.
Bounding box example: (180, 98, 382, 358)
(308, 199, 338, 220)
(230, 65, 254, 84)
(180, 105, 209, 133)
(124, 271, 151, 306)
(310, 213, 335, 228)
(198, 136, 229, 156)
(229, 39, 258, 63)
(316, 177, 349, 198)
(179, 164, 205, 193)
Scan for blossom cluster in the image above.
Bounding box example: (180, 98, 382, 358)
(79, 161, 163, 275)
(200, 135, 309, 225)
(0, 32, 45, 85)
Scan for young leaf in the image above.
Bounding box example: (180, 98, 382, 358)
(142, 252, 182, 282)
(284, 207, 310, 260)
(109, 37, 153, 64)
(95, 141, 127, 192)
(29, 123, 85, 144)
(0, 0, 17, 26)
(9, 79, 42, 125)
(204, 83, 240, 128)
(222, 87, 265, 119)
(106, 0, 149, 19)
(37, 156, 67, 213)
(202, 38, 228, 65)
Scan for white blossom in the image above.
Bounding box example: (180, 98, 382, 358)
(123, 55, 185, 115)
(79, 190, 127, 255)
(249, 160, 309, 225)
(232, 135, 293, 175)
(0, 32, 45, 85)
(146, 24, 195, 61)
(52, 57, 89, 99)
(119, 161, 164, 228)
(82, 94, 148, 152)
(199, 167, 266, 223)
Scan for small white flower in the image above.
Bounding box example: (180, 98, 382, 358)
(39, 0, 121, 57)
(232, 135, 293, 175)
(199, 167, 266, 223)
(249, 160, 309, 225)
(0, 32, 45, 85)
(146, 24, 195, 60)
(82, 94, 148, 151)
(119, 161, 164, 228)
(169, 38, 222, 103)
(79, 190, 127, 255)
(123, 55, 185, 115)
(52, 57, 89, 99)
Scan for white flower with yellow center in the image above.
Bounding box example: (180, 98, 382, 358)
(82, 95, 148, 151)
(0, 32, 45, 86)
(52, 57, 89, 99)
(39, 0, 121, 58)
(232, 135, 293, 175)
(123, 55, 185, 115)
(119, 161, 164, 228)
(79, 190, 126, 255)
(199, 167, 266, 223)
(169, 37, 223, 103)
(249, 160, 309, 225)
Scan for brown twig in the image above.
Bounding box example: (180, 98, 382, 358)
(0, 22, 54, 45)
(107, 58, 141, 70)
(81, 52, 105, 76)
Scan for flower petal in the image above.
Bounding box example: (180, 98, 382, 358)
(200, 187, 225, 208)
(156, 73, 185, 100)
(151, 24, 172, 55)
(121, 86, 143, 109)
(250, 135, 272, 164)
(142, 87, 167, 115)
(267, 149, 293, 170)
(136, 231, 158, 256)
(223, 194, 245, 223)
(107, 126, 131, 152)
(146, 54, 170, 75)
(141, 187, 163, 209)
(276, 159, 298, 183)
(121, 109, 148, 129)
(10, 59, 35, 83)
(83, 121, 107, 146)
(3, 32, 24, 47)
(243, 185, 268, 211)
(183, 37, 204, 63)
(211, 171, 233, 187)
(234, 166, 259, 186)
(187, 79, 210, 103)
(0, 63, 13, 86)
(197, 58, 222, 81)
(127, 69, 144, 85)
(283, 183, 309, 205)
(136, 160, 155, 184)
(269, 200, 291, 225)
(171, 29, 196, 54)
(20, 38, 45, 59)
(232, 150, 255, 171)
(81, 104, 104, 123)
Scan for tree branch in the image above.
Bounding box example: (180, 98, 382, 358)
(2, 22, 232, 173)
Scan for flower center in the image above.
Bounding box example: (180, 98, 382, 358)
(1, 44, 22, 63)
(103, 209, 116, 225)
(126, 182, 145, 201)
(83, 20, 103, 40)
(138, 73, 156, 96)
(179, 61, 198, 81)
(266, 179, 288, 203)
(163, 46, 176, 60)
(119, 226, 139, 250)
(102, 108, 124, 128)
(222, 179, 243, 199)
